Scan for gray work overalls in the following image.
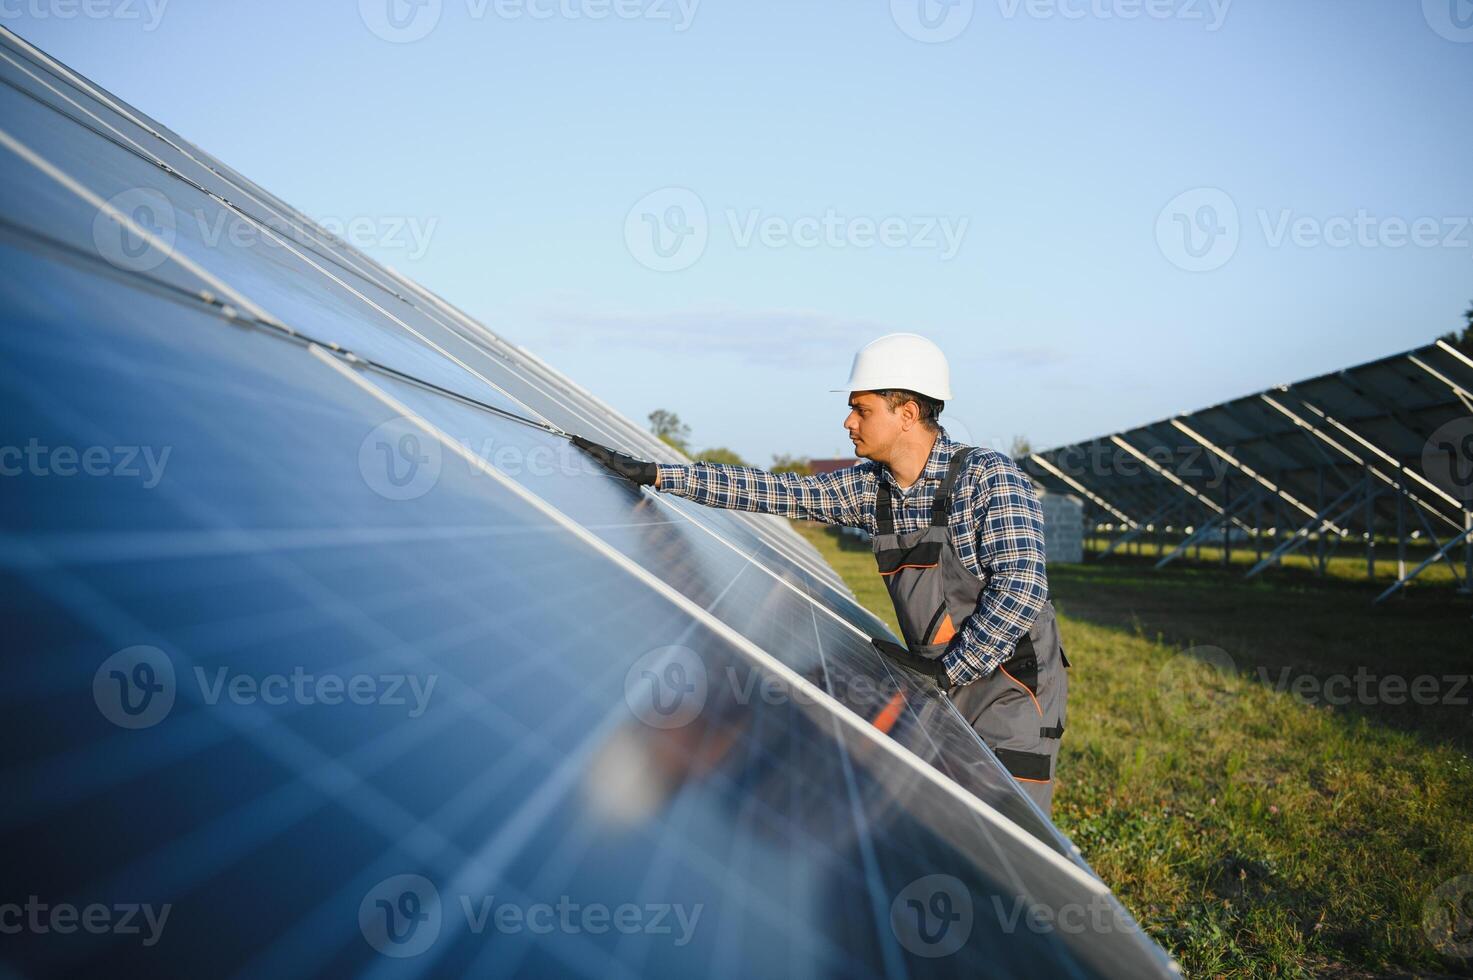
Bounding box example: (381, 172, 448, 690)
(869, 447, 1069, 815)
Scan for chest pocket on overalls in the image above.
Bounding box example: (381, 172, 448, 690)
(872, 449, 975, 660)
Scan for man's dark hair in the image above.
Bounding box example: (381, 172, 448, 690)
(876, 389, 944, 432)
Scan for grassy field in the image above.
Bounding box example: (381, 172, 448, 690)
(792, 521, 1473, 979)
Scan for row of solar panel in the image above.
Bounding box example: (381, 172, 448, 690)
(0, 25, 1177, 979)
(0, 27, 857, 609)
(1027, 339, 1473, 536)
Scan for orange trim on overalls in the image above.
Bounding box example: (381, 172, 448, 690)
(998, 665, 1044, 718)
(932, 614, 957, 645)
(870, 692, 906, 734)
(877, 563, 939, 577)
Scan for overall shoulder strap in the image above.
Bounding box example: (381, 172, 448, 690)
(875, 478, 896, 535)
(930, 447, 973, 527)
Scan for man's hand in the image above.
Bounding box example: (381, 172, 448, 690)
(570, 435, 659, 487)
(871, 637, 950, 689)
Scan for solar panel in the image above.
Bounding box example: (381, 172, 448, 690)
(1025, 335, 1473, 586)
(0, 25, 1177, 978)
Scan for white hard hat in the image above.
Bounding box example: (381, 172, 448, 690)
(834, 333, 952, 401)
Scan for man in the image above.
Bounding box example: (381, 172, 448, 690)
(571, 333, 1069, 815)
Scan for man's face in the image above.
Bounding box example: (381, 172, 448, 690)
(844, 392, 905, 461)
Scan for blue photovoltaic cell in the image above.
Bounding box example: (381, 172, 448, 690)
(0, 25, 1177, 980)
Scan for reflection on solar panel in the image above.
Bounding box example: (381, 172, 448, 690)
(1025, 340, 1473, 601)
(0, 26, 1177, 978)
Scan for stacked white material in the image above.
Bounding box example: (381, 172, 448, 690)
(1040, 491, 1085, 564)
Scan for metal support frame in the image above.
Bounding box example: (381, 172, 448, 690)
(1360, 459, 1473, 602)
(1273, 481, 1286, 564)
(1411, 342, 1473, 414)
(1254, 491, 1265, 564)
(1098, 498, 1182, 559)
(1315, 466, 1327, 575)
(1396, 468, 1407, 581)
(1365, 466, 1376, 580)
(1465, 510, 1472, 596)
(1403, 492, 1471, 588)
(1374, 523, 1473, 604)
(1156, 486, 1266, 569)
(1222, 472, 1233, 566)
(1108, 435, 1254, 535)
(1169, 416, 1346, 534)
(1245, 480, 1368, 579)
(1030, 342, 1473, 607)
(1027, 452, 1141, 529)
(1263, 390, 1464, 534)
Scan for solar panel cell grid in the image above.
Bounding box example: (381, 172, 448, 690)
(0, 25, 1177, 979)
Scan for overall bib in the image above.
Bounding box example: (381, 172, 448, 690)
(869, 448, 1070, 815)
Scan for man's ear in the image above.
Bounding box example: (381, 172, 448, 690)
(899, 398, 920, 431)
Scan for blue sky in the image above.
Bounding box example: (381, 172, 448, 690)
(6, 0, 1471, 462)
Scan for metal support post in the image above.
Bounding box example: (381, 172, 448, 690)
(1374, 523, 1473, 604)
(1246, 482, 1367, 579)
(1396, 464, 1407, 582)
(1222, 472, 1232, 567)
(1365, 467, 1376, 581)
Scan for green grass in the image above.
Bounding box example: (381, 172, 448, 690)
(792, 521, 1473, 979)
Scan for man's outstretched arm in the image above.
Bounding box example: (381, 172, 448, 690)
(568, 434, 873, 529)
(655, 460, 874, 528)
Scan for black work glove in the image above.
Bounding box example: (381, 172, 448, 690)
(872, 637, 950, 689)
(570, 435, 658, 487)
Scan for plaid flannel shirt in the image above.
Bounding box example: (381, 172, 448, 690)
(655, 428, 1049, 685)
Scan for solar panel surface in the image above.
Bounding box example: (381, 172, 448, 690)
(0, 25, 1177, 979)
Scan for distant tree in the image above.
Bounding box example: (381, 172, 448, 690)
(695, 447, 747, 466)
(771, 454, 813, 476)
(1009, 435, 1033, 460)
(648, 409, 691, 454)
(1438, 300, 1473, 356)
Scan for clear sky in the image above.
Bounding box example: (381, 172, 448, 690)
(6, 0, 1471, 462)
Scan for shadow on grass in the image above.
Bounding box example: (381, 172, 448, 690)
(1049, 552, 1473, 755)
